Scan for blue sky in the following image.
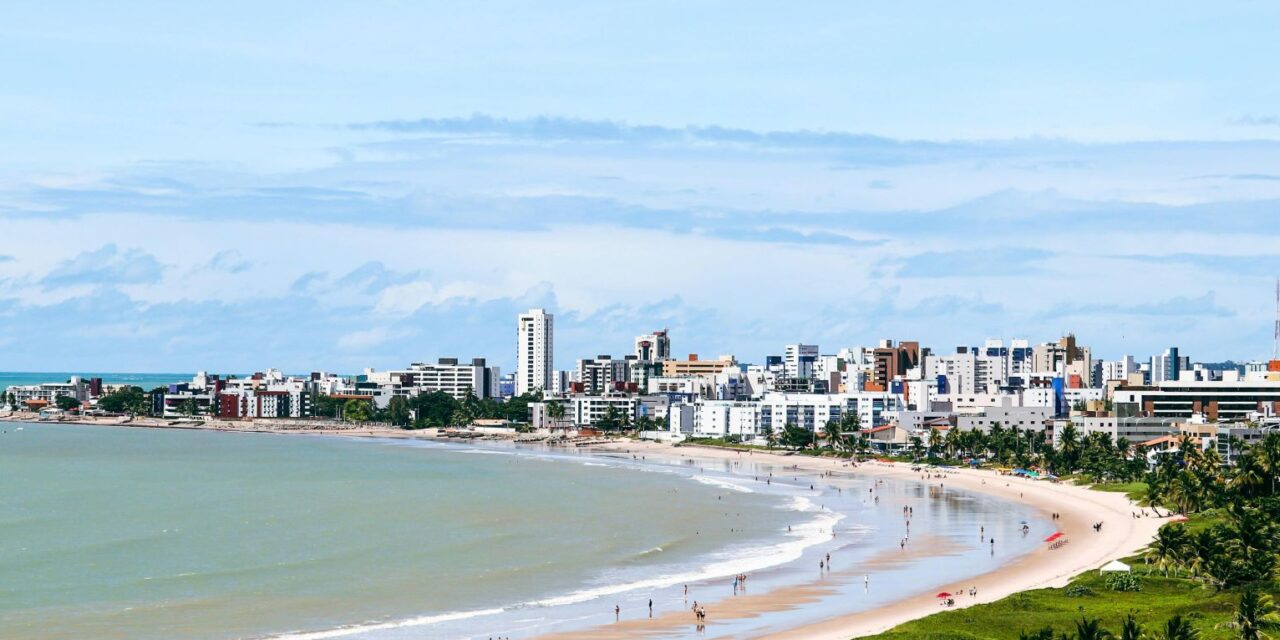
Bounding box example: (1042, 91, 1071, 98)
(3, 2, 1280, 372)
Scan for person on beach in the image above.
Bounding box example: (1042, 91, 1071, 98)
(649, 598, 653, 617)
(615, 604, 620, 620)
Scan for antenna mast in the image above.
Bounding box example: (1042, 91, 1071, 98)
(1274, 278, 1279, 361)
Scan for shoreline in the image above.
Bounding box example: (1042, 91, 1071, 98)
(558, 440, 1166, 640)
(6, 416, 1165, 639)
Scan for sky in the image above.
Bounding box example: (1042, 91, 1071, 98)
(3, 2, 1280, 373)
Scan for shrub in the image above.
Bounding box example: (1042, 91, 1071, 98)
(1065, 584, 1095, 597)
(1104, 572, 1142, 592)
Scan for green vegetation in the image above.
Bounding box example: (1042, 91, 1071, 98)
(54, 395, 81, 411)
(862, 432, 1280, 639)
(311, 389, 545, 428)
(95, 385, 148, 414)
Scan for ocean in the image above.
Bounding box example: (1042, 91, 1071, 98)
(0, 372, 193, 395)
(0, 423, 1047, 639)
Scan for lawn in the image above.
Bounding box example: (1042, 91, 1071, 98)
(860, 562, 1249, 639)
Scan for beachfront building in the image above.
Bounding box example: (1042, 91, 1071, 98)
(372, 358, 499, 400)
(216, 387, 312, 419)
(692, 400, 761, 438)
(570, 393, 639, 426)
(956, 406, 1053, 433)
(575, 355, 636, 395)
(517, 308, 554, 396)
(757, 391, 903, 434)
(7, 377, 92, 409)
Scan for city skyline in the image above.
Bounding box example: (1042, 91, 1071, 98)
(4, 3, 1280, 372)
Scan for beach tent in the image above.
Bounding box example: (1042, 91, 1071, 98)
(1100, 560, 1130, 573)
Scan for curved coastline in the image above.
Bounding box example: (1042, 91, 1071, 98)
(553, 440, 1166, 640)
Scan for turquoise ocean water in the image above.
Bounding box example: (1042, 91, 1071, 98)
(0, 372, 191, 395)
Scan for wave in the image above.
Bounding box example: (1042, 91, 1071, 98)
(691, 475, 754, 493)
(267, 441, 839, 639)
(266, 498, 842, 639)
(272, 607, 506, 640)
(527, 500, 842, 609)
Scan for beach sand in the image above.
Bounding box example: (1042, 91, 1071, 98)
(541, 440, 1165, 640)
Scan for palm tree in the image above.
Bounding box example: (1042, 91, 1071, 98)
(1155, 615, 1199, 640)
(1074, 616, 1115, 640)
(1147, 523, 1190, 577)
(856, 433, 870, 460)
(1019, 628, 1056, 640)
(1059, 422, 1081, 472)
(908, 435, 925, 460)
(1218, 588, 1280, 640)
(1232, 451, 1267, 498)
(1256, 432, 1280, 495)
(825, 419, 844, 452)
(546, 401, 566, 427)
(928, 427, 943, 458)
(1120, 614, 1145, 640)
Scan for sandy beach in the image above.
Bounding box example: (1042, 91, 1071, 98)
(543, 440, 1166, 640)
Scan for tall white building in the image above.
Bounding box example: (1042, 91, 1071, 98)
(517, 308, 554, 395)
(783, 344, 819, 379)
(1101, 356, 1137, 383)
(634, 330, 671, 362)
(1151, 347, 1189, 385)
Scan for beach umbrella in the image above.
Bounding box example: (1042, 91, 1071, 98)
(1044, 532, 1064, 542)
(936, 592, 952, 598)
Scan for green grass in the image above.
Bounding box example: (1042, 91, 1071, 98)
(860, 562, 1250, 639)
(1086, 480, 1149, 502)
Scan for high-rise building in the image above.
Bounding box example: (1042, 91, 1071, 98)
(1102, 356, 1137, 382)
(783, 344, 819, 379)
(634, 330, 671, 362)
(517, 308, 554, 395)
(1151, 347, 1190, 384)
(868, 340, 921, 391)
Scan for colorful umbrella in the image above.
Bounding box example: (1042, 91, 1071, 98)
(936, 592, 952, 598)
(1044, 532, 1064, 542)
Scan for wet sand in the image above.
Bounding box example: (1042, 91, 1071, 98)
(546, 441, 1165, 640)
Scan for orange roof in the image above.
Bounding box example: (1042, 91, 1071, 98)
(1141, 435, 1179, 447)
(23, 399, 50, 408)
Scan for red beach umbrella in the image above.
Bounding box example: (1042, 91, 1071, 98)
(1044, 532, 1064, 542)
(936, 592, 952, 598)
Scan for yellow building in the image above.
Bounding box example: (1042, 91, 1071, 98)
(662, 354, 736, 377)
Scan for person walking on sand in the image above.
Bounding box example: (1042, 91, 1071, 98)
(615, 604, 620, 621)
(649, 598, 653, 617)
